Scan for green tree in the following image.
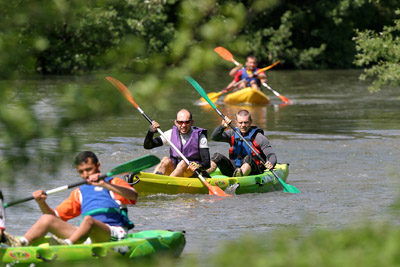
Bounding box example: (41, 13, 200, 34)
(0, 0, 261, 182)
(1, 0, 399, 181)
(353, 9, 400, 92)
(220, 0, 397, 69)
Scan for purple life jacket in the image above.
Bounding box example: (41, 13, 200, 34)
(169, 125, 207, 167)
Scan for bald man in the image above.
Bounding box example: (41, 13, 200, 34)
(144, 109, 211, 177)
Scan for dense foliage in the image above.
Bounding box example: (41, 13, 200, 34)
(0, 0, 398, 178)
(353, 9, 400, 92)
(1, 0, 398, 77)
(1, 1, 399, 265)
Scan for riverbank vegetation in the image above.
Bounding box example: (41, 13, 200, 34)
(59, 219, 400, 267)
(1, 2, 399, 265)
(353, 9, 400, 92)
(1, 0, 399, 76)
(0, 0, 399, 182)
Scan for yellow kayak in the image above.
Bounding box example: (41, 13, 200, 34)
(130, 163, 289, 195)
(224, 87, 270, 105)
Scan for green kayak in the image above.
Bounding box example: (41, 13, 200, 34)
(0, 230, 185, 264)
(130, 163, 289, 195)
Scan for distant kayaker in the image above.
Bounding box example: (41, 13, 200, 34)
(206, 109, 277, 177)
(224, 55, 267, 92)
(2, 151, 138, 247)
(144, 108, 211, 177)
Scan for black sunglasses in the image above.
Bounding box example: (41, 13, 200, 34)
(176, 120, 192, 125)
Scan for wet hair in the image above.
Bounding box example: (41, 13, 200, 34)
(236, 109, 252, 121)
(74, 151, 99, 166)
(176, 109, 193, 120)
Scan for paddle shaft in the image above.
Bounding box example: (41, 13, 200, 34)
(214, 47, 291, 103)
(216, 110, 285, 180)
(3, 173, 108, 209)
(187, 75, 301, 193)
(204, 78, 244, 103)
(215, 46, 279, 75)
(3, 154, 161, 208)
(105, 77, 225, 196)
(3, 181, 84, 208)
(223, 78, 246, 92)
(224, 62, 279, 92)
(235, 66, 292, 104)
(136, 107, 222, 195)
(262, 82, 291, 104)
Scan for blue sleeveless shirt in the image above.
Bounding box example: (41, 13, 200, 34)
(79, 177, 132, 228)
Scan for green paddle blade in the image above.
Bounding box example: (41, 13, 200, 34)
(185, 76, 218, 110)
(186, 76, 301, 194)
(106, 155, 160, 176)
(271, 170, 301, 193)
(280, 178, 301, 193)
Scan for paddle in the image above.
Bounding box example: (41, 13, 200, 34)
(106, 77, 230, 197)
(262, 82, 292, 104)
(202, 79, 243, 104)
(3, 155, 160, 208)
(186, 76, 300, 193)
(214, 46, 292, 104)
(201, 61, 281, 104)
(214, 46, 241, 66)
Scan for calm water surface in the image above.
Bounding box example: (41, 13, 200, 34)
(1, 69, 400, 258)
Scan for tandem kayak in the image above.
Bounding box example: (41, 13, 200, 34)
(0, 230, 185, 264)
(130, 163, 289, 195)
(223, 87, 270, 105)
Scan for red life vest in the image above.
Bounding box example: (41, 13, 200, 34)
(228, 126, 264, 167)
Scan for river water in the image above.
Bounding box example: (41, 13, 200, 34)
(1, 69, 400, 259)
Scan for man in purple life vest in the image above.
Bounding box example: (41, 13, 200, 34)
(206, 109, 276, 177)
(144, 109, 211, 177)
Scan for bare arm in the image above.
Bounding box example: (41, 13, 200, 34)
(229, 64, 243, 77)
(224, 79, 239, 92)
(32, 190, 57, 215)
(257, 72, 267, 83)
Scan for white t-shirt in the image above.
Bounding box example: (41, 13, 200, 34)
(160, 129, 208, 148)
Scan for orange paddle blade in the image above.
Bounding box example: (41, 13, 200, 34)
(106, 77, 139, 108)
(257, 60, 280, 73)
(209, 186, 231, 196)
(214, 47, 234, 61)
(278, 95, 292, 104)
(202, 178, 231, 196)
